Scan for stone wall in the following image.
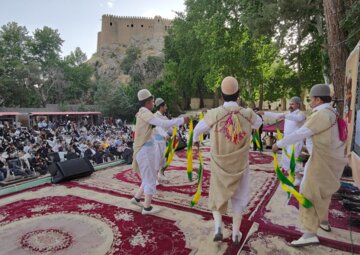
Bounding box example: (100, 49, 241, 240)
(190, 98, 217, 110)
(97, 15, 172, 51)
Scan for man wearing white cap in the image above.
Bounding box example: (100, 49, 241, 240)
(272, 84, 347, 246)
(131, 89, 189, 215)
(193, 76, 262, 244)
(259, 96, 306, 185)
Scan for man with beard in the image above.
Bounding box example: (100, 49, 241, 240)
(259, 96, 306, 185)
(272, 84, 347, 246)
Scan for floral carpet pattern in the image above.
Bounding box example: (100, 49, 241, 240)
(0, 142, 359, 254)
(72, 147, 276, 216)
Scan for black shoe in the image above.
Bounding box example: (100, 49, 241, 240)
(319, 223, 331, 232)
(213, 228, 223, 242)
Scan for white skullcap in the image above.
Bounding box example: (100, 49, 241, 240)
(155, 98, 165, 107)
(137, 89, 153, 101)
(221, 76, 239, 95)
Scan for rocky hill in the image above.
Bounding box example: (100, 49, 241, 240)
(87, 36, 165, 85)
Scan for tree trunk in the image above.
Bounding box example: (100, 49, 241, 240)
(323, 0, 349, 117)
(259, 83, 264, 110)
(198, 85, 204, 108)
(281, 98, 287, 111)
(214, 88, 220, 107)
(315, 13, 331, 84)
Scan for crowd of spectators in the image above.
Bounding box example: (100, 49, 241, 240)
(0, 118, 134, 182)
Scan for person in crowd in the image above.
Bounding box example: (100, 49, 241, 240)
(193, 76, 262, 244)
(30, 152, 48, 175)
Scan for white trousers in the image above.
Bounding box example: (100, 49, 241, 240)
(281, 141, 303, 172)
(136, 135, 165, 195)
(231, 169, 250, 213)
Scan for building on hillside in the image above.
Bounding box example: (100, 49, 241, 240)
(97, 15, 172, 51)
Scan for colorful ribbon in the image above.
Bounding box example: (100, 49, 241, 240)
(161, 127, 179, 175)
(199, 112, 204, 143)
(224, 112, 246, 144)
(191, 144, 204, 206)
(276, 120, 300, 161)
(252, 128, 262, 150)
(187, 118, 194, 181)
(273, 152, 313, 208)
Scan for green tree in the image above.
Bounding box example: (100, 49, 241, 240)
(94, 79, 140, 120)
(62, 47, 94, 104)
(238, 0, 360, 114)
(0, 22, 37, 106)
(28, 26, 64, 107)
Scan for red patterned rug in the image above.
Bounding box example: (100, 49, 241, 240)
(0, 143, 358, 254)
(0, 184, 251, 254)
(71, 146, 276, 216)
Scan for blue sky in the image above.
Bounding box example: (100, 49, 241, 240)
(0, 0, 185, 58)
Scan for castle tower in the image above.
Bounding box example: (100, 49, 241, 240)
(97, 15, 172, 52)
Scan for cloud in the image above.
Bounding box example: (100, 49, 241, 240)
(143, 8, 176, 19)
(107, 0, 115, 8)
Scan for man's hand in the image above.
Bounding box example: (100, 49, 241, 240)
(193, 141, 200, 147)
(257, 111, 264, 115)
(183, 116, 190, 124)
(272, 144, 279, 153)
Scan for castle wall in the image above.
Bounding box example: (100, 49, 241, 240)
(97, 15, 172, 51)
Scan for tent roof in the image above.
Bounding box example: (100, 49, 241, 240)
(0, 112, 21, 116)
(30, 111, 101, 116)
(263, 119, 284, 133)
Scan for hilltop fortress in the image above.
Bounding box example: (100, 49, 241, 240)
(89, 15, 172, 85)
(97, 15, 172, 51)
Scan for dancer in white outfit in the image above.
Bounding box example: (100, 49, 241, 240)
(193, 77, 262, 243)
(131, 89, 189, 215)
(259, 96, 306, 185)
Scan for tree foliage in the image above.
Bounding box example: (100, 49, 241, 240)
(0, 22, 94, 107)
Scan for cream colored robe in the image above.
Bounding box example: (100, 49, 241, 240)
(203, 106, 258, 213)
(300, 108, 347, 232)
(132, 107, 155, 173)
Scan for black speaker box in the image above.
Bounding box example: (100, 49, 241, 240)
(50, 158, 94, 183)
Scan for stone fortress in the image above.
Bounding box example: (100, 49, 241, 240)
(89, 15, 172, 85)
(97, 15, 172, 52)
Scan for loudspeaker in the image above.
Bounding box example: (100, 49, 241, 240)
(65, 152, 79, 160)
(50, 158, 94, 183)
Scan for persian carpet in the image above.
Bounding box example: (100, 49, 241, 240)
(0, 143, 358, 254)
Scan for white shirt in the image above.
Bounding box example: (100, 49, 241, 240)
(193, 101, 263, 142)
(276, 103, 342, 154)
(154, 111, 172, 138)
(147, 112, 184, 131)
(265, 109, 305, 136)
